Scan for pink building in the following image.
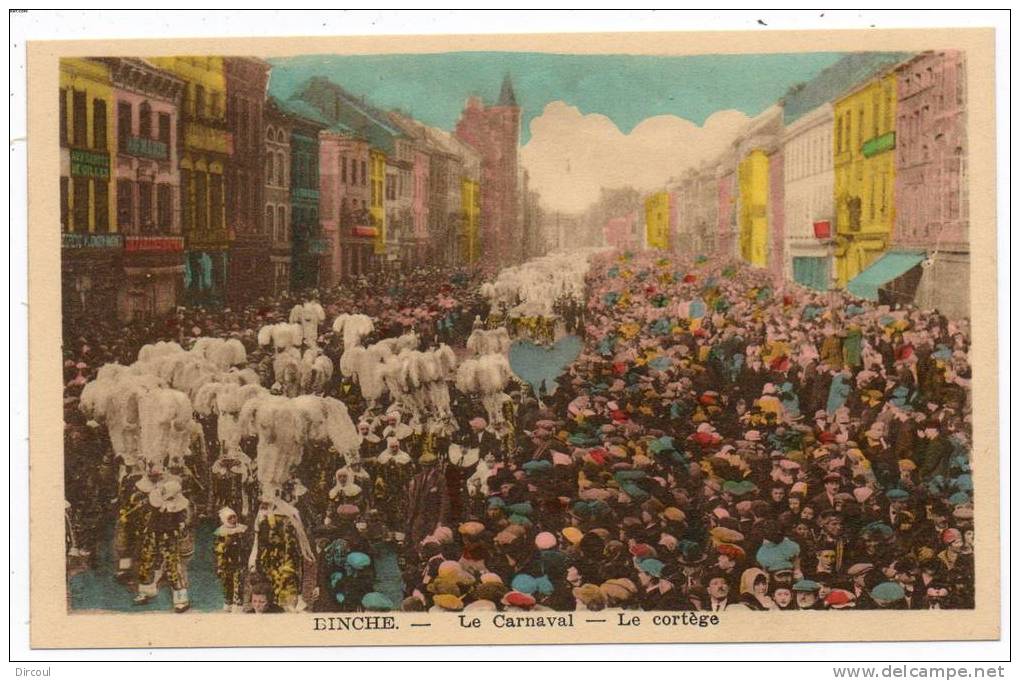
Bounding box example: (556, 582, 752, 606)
(604, 212, 639, 250)
(105, 58, 185, 321)
(716, 165, 738, 260)
(894, 50, 969, 319)
(319, 128, 374, 284)
(768, 150, 786, 283)
(454, 76, 522, 268)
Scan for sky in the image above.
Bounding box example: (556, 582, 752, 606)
(268, 51, 846, 213)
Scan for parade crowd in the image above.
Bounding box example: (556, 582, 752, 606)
(63, 249, 975, 615)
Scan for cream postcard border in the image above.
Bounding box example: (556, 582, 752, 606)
(26, 27, 999, 649)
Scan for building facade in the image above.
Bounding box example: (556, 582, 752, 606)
(288, 112, 324, 292)
(833, 69, 898, 287)
(264, 98, 293, 297)
(735, 106, 783, 270)
(224, 57, 270, 304)
(106, 58, 186, 320)
(644, 191, 672, 251)
(60, 58, 118, 321)
(150, 57, 232, 307)
(454, 76, 521, 268)
(893, 51, 969, 319)
(782, 102, 835, 291)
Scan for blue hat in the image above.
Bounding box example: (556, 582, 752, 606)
(870, 581, 906, 603)
(361, 592, 394, 611)
(533, 575, 555, 596)
(346, 551, 371, 571)
(508, 514, 533, 527)
(792, 579, 821, 592)
(522, 460, 553, 476)
(948, 492, 970, 506)
(329, 571, 345, 589)
(637, 558, 665, 578)
(886, 488, 910, 501)
(487, 496, 506, 508)
(507, 501, 534, 516)
(511, 573, 538, 595)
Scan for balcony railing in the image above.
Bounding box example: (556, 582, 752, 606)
(123, 235, 184, 253)
(183, 122, 233, 156)
(123, 136, 169, 161)
(307, 238, 330, 255)
(62, 232, 123, 249)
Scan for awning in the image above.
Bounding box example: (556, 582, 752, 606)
(847, 251, 925, 301)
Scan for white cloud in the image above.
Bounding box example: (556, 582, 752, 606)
(521, 101, 750, 214)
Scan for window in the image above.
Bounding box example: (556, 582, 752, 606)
(138, 181, 153, 231)
(180, 169, 192, 232)
(158, 113, 171, 147)
(157, 184, 172, 231)
(194, 85, 205, 119)
(195, 172, 208, 231)
(117, 102, 132, 152)
(90, 99, 107, 150)
(209, 174, 223, 231)
(277, 150, 286, 185)
(278, 205, 287, 242)
(139, 102, 152, 138)
(266, 205, 275, 238)
(361, 160, 367, 186)
(73, 90, 87, 147)
(94, 180, 109, 233)
(59, 89, 68, 144)
(60, 177, 69, 230)
(341, 156, 348, 184)
(117, 179, 134, 231)
(266, 153, 274, 186)
(72, 177, 89, 231)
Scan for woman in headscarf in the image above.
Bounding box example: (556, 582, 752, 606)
(739, 567, 778, 611)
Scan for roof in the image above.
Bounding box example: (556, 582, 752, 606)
(498, 74, 518, 107)
(268, 96, 331, 129)
(782, 52, 914, 126)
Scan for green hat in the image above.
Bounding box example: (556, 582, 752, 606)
(637, 557, 665, 578)
(361, 592, 394, 612)
(870, 581, 906, 603)
(346, 552, 372, 571)
(792, 579, 821, 593)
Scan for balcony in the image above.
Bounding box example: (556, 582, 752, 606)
(62, 232, 123, 249)
(307, 237, 330, 255)
(183, 122, 233, 156)
(123, 136, 169, 161)
(123, 235, 184, 253)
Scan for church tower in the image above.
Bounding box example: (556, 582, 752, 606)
(455, 74, 522, 267)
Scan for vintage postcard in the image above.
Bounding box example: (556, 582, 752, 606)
(26, 27, 999, 649)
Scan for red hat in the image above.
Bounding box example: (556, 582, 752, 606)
(825, 589, 855, 608)
(629, 543, 655, 559)
(716, 543, 746, 561)
(501, 591, 536, 608)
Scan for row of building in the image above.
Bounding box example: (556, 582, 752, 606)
(60, 57, 538, 321)
(609, 51, 969, 319)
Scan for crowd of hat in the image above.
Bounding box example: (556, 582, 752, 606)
(62, 250, 976, 613)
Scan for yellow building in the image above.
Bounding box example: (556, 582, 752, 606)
(149, 57, 229, 246)
(369, 149, 387, 255)
(644, 191, 671, 251)
(460, 178, 481, 264)
(737, 149, 769, 267)
(60, 58, 114, 235)
(833, 71, 898, 287)
(60, 58, 119, 319)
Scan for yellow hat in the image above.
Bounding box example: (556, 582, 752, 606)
(662, 507, 686, 523)
(432, 593, 464, 611)
(562, 527, 583, 545)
